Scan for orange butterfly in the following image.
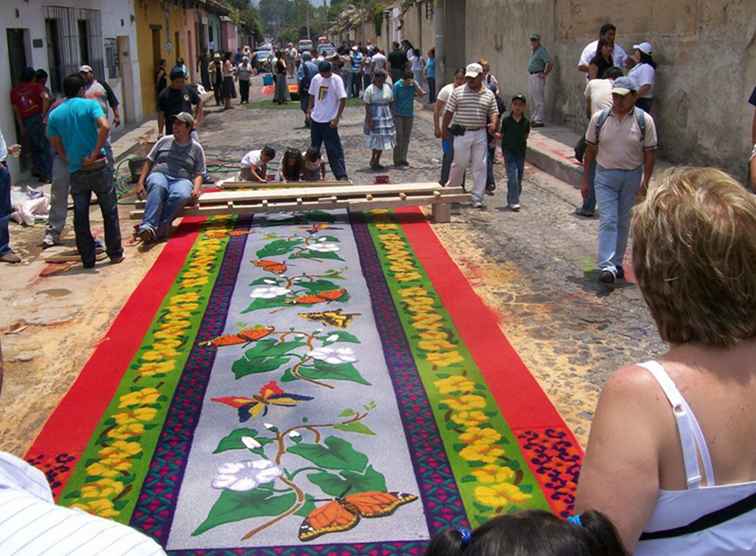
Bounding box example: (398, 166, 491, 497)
(254, 259, 288, 275)
(199, 325, 274, 348)
(291, 288, 347, 305)
(299, 491, 418, 542)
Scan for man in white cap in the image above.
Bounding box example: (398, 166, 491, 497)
(581, 76, 658, 285)
(441, 62, 500, 208)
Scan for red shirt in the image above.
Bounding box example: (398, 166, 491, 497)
(10, 82, 45, 119)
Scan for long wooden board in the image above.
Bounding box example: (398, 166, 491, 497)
(134, 184, 462, 208)
(129, 193, 469, 221)
(221, 180, 344, 190)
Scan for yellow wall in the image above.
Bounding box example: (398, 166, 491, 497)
(135, 0, 192, 118)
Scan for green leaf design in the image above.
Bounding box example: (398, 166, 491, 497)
(334, 421, 376, 436)
(192, 488, 296, 536)
(242, 295, 291, 314)
(294, 493, 318, 517)
(321, 330, 360, 345)
(250, 276, 282, 286)
(304, 210, 336, 222)
(232, 339, 305, 379)
(256, 239, 303, 258)
(339, 409, 356, 417)
(297, 360, 370, 385)
(291, 250, 345, 262)
(297, 279, 341, 294)
(213, 428, 274, 454)
(307, 464, 386, 497)
(287, 435, 368, 472)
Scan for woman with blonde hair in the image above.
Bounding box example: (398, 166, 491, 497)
(575, 167, 756, 555)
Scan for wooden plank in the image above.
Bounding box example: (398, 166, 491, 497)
(194, 182, 450, 202)
(130, 194, 471, 220)
(221, 180, 344, 190)
(133, 186, 466, 208)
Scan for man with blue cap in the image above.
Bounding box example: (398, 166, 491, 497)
(582, 76, 658, 285)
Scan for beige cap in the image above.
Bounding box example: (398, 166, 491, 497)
(175, 112, 194, 126)
(465, 63, 483, 78)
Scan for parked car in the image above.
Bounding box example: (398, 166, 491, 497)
(252, 49, 273, 72)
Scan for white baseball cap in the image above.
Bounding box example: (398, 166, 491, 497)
(465, 63, 483, 78)
(633, 42, 653, 55)
(79, 65, 94, 73)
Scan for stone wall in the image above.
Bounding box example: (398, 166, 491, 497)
(461, 0, 756, 178)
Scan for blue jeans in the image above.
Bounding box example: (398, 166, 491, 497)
(0, 163, 11, 255)
(24, 113, 52, 178)
(504, 150, 525, 206)
(350, 71, 362, 98)
(140, 172, 193, 238)
(595, 165, 643, 272)
(310, 121, 347, 179)
(581, 159, 597, 213)
(441, 138, 454, 185)
(427, 78, 436, 103)
(70, 165, 122, 266)
(486, 144, 496, 188)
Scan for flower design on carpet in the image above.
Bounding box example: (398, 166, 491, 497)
(195, 403, 418, 542)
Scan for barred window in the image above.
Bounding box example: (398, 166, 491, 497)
(105, 37, 119, 79)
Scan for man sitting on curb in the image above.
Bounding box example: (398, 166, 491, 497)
(135, 112, 206, 243)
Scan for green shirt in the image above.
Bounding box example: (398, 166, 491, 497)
(500, 114, 530, 155)
(528, 46, 551, 73)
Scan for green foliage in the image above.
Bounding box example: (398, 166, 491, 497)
(231, 339, 305, 378)
(193, 487, 296, 536)
(307, 464, 386, 496)
(287, 435, 368, 472)
(214, 428, 274, 453)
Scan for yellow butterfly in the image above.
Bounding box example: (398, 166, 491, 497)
(297, 309, 360, 329)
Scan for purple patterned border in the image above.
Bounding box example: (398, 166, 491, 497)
(130, 213, 467, 554)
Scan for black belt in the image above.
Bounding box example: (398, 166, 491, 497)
(529, 71, 544, 75)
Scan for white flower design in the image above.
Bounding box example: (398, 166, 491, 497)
(307, 242, 340, 253)
(263, 422, 275, 430)
(309, 346, 357, 365)
(262, 279, 277, 285)
(288, 431, 301, 439)
(241, 436, 261, 449)
(211, 459, 282, 491)
(325, 334, 339, 343)
(250, 286, 290, 299)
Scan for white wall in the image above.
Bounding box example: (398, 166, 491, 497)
(0, 0, 141, 180)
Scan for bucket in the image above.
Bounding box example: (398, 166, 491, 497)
(262, 73, 274, 86)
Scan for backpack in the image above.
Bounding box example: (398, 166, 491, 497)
(595, 107, 646, 143)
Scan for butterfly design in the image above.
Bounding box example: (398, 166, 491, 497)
(298, 309, 360, 329)
(300, 223, 343, 235)
(212, 381, 314, 422)
(205, 229, 252, 239)
(291, 288, 347, 305)
(298, 491, 418, 542)
(254, 259, 288, 275)
(199, 325, 274, 348)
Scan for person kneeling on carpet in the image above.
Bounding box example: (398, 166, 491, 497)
(280, 148, 304, 182)
(135, 112, 206, 243)
(301, 147, 326, 181)
(424, 509, 626, 556)
(240, 145, 276, 182)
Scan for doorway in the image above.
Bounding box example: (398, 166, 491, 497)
(78, 19, 90, 65)
(117, 36, 134, 124)
(45, 19, 62, 94)
(6, 29, 30, 171)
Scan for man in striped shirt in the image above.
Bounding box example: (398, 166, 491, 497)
(442, 63, 500, 208)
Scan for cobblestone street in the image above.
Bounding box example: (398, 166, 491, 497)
(196, 97, 665, 445)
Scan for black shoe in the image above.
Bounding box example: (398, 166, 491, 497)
(616, 266, 625, 281)
(203, 175, 216, 185)
(575, 207, 596, 218)
(598, 269, 616, 284)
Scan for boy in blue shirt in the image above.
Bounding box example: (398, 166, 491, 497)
(47, 74, 122, 267)
(497, 94, 530, 211)
(392, 71, 426, 168)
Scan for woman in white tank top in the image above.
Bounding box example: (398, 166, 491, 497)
(575, 167, 756, 554)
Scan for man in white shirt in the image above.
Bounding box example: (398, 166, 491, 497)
(577, 67, 624, 217)
(434, 67, 466, 185)
(577, 23, 627, 77)
(307, 61, 348, 180)
(370, 49, 388, 80)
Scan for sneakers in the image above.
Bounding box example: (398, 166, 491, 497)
(42, 235, 58, 249)
(616, 266, 625, 281)
(0, 250, 21, 264)
(510, 204, 521, 211)
(472, 201, 485, 209)
(599, 269, 616, 284)
(138, 226, 157, 244)
(110, 255, 125, 264)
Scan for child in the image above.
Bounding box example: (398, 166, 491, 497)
(497, 94, 530, 211)
(425, 510, 627, 556)
(280, 148, 304, 182)
(240, 145, 276, 182)
(301, 147, 326, 181)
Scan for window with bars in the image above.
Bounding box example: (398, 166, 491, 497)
(104, 37, 119, 79)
